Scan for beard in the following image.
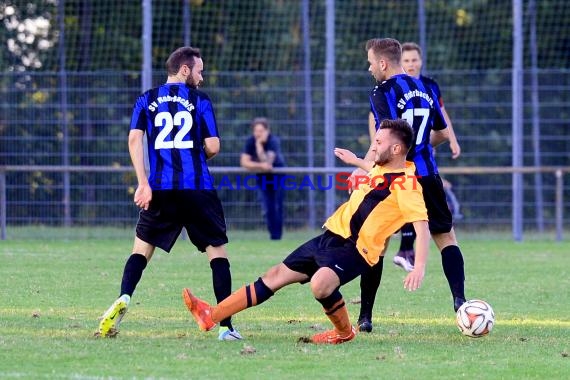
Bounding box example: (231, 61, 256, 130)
(374, 149, 392, 166)
(186, 77, 203, 89)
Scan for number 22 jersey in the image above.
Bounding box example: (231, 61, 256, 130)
(130, 83, 219, 190)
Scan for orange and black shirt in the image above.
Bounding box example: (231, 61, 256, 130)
(324, 162, 428, 266)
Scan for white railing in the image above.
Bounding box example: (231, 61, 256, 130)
(1, 165, 568, 240)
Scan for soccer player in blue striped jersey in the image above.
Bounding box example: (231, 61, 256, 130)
(356, 38, 467, 333)
(392, 42, 463, 273)
(96, 47, 241, 341)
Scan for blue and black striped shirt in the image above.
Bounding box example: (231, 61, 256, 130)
(419, 75, 443, 107)
(130, 83, 219, 190)
(370, 74, 447, 176)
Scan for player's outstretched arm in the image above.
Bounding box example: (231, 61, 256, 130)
(334, 148, 374, 172)
(403, 220, 430, 291)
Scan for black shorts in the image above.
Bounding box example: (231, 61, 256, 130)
(282, 230, 370, 286)
(136, 189, 228, 253)
(417, 174, 453, 234)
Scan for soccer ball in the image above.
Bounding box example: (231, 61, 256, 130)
(456, 299, 495, 338)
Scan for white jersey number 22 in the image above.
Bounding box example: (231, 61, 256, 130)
(154, 111, 194, 149)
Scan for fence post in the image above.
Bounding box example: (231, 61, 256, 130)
(302, 0, 316, 229)
(512, 0, 524, 242)
(58, 0, 71, 227)
(0, 169, 6, 240)
(324, 0, 336, 218)
(555, 169, 563, 241)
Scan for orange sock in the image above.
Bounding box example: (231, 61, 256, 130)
(323, 299, 352, 336)
(211, 285, 250, 323)
(211, 278, 274, 323)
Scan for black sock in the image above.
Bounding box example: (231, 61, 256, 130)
(210, 257, 233, 329)
(316, 289, 342, 309)
(120, 253, 147, 297)
(358, 257, 384, 321)
(441, 245, 466, 300)
(252, 278, 274, 305)
(399, 223, 416, 251)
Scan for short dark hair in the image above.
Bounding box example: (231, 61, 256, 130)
(165, 47, 201, 75)
(251, 117, 269, 130)
(380, 119, 413, 152)
(402, 42, 423, 58)
(365, 38, 402, 65)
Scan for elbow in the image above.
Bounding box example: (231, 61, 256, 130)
(128, 130, 143, 152)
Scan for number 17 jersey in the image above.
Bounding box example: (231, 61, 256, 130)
(130, 83, 219, 190)
(369, 73, 447, 176)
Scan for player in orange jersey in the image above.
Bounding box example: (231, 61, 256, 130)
(182, 119, 433, 344)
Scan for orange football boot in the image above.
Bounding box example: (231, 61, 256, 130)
(182, 288, 216, 331)
(311, 326, 356, 344)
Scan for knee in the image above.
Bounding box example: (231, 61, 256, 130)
(310, 272, 337, 299)
(261, 264, 286, 291)
(434, 231, 457, 251)
(310, 280, 330, 299)
(206, 245, 228, 260)
(264, 264, 281, 279)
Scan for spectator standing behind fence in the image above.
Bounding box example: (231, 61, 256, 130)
(95, 46, 242, 341)
(387, 41, 463, 273)
(240, 117, 286, 240)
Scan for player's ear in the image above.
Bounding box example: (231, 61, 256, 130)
(392, 143, 401, 155)
(180, 64, 190, 77)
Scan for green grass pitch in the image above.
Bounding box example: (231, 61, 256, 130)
(1, 230, 569, 379)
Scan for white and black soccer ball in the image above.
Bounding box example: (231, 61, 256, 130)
(456, 299, 495, 338)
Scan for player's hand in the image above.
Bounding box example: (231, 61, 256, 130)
(403, 267, 425, 291)
(450, 141, 461, 159)
(134, 184, 152, 210)
(335, 148, 365, 194)
(334, 147, 358, 166)
(347, 167, 367, 194)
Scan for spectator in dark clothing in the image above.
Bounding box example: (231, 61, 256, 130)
(240, 117, 286, 240)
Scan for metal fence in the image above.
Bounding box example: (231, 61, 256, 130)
(1, 1, 570, 239)
(2, 68, 570, 239)
(0, 164, 568, 240)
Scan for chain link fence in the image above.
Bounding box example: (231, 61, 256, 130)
(1, 0, 569, 239)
